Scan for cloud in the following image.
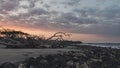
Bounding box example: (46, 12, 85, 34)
(60, 0, 81, 6)
(77, 23, 120, 36)
(53, 12, 97, 26)
(29, 8, 48, 15)
(100, 6, 120, 20)
(43, 4, 51, 10)
(0, 0, 120, 40)
(0, 0, 19, 11)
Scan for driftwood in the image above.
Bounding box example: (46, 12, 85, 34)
(46, 32, 71, 41)
(45, 32, 71, 48)
(0, 28, 71, 48)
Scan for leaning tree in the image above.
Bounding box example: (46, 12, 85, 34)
(46, 32, 71, 48)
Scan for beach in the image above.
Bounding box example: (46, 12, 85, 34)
(0, 45, 120, 68)
(0, 48, 77, 64)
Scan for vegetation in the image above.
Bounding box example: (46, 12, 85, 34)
(0, 27, 82, 48)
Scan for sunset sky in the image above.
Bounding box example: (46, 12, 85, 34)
(0, 0, 120, 43)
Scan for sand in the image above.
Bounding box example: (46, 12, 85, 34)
(0, 49, 77, 64)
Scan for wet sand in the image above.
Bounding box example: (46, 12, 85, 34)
(0, 49, 77, 64)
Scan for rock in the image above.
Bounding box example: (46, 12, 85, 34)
(0, 62, 16, 68)
(18, 63, 26, 68)
(80, 62, 89, 68)
(1, 46, 120, 68)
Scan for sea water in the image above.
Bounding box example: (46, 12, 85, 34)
(82, 43, 120, 49)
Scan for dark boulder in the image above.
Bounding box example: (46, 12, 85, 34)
(0, 62, 16, 68)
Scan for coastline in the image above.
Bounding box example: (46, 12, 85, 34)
(0, 45, 120, 68)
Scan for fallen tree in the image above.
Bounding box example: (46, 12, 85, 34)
(0, 27, 82, 48)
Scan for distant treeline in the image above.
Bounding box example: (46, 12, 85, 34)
(0, 27, 82, 48)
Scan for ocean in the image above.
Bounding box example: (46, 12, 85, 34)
(0, 43, 120, 49)
(81, 43, 120, 49)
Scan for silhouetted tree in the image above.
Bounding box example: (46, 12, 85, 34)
(0, 27, 44, 48)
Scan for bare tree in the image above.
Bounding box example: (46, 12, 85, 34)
(46, 32, 71, 48)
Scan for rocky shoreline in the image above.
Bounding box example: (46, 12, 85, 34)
(0, 46, 120, 68)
